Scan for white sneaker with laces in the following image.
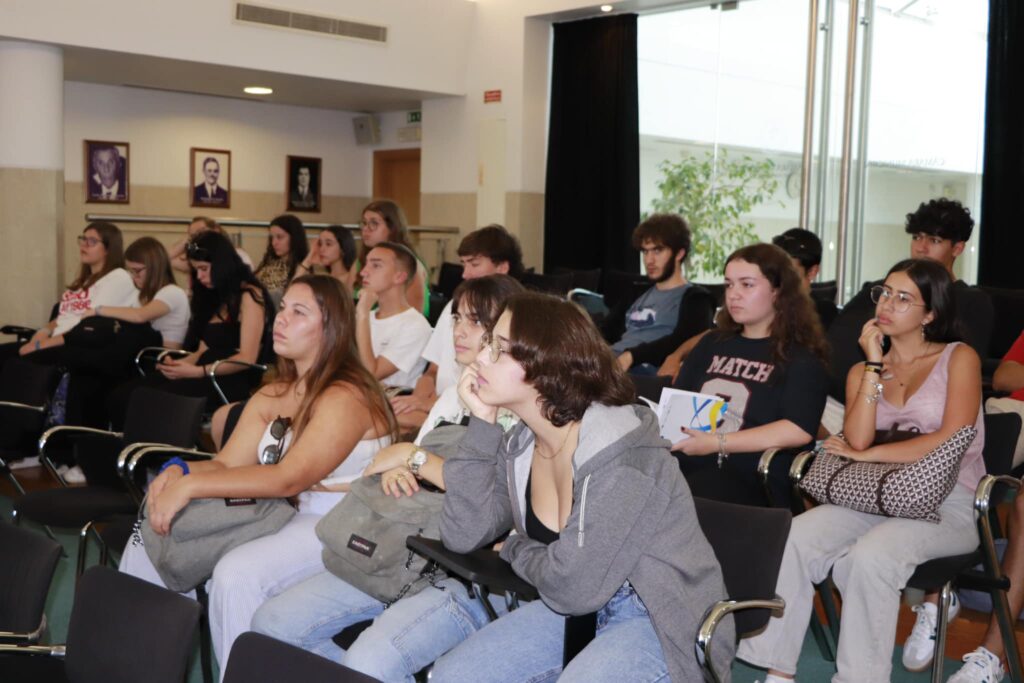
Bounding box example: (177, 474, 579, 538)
(948, 647, 1005, 683)
(902, 593, 961, 672)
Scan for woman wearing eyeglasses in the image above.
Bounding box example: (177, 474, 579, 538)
(9, 222, 136, 359)
(670, 243, 829, 509)
(82, 236, 190, 349)
(737, 258, 985, 683)
(398, 292, 730, 683)
(120, 274, 397, 675)
(106, 230, 276, 429)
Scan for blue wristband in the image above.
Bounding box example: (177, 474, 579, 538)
(159, 456, 190, 476)
(34, 340, 40, 351)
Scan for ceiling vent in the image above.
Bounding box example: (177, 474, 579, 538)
(235, 3, 387, 43)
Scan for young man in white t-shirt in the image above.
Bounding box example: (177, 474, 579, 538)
(355, 242, 432, 389)
(391, 225, 524, 429)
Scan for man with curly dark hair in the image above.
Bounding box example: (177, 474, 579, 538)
(826, 198, 994, 402)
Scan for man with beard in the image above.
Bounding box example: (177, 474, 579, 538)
(610, 214, 715, 374)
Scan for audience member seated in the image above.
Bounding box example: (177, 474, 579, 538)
(406, 292, 732, 683)
(827, 198, 994, 399)
(393, 224, 525, 430)
(737, 258, 985, 683)
(671, 243, 828, 508)
(606, 214, 715, 375)
(355, 242, 432, 390)
(254, 214, 309, 307)
(170, 216, 254, 274)
(0, 222, 136, 365)
(295, 225, 358, 292)
(356, 199, 430, 317)
(772, 227, 838, 329)
(84, 236, 190, 349)
(119, 275, 397, 672)
(106, 231, 275, 427)
(250, 274, 524, 675)
(986, 328, 1024, 468)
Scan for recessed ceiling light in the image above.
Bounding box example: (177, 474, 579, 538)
(244, 86, 273, 95)
(600, 4, 613, 11)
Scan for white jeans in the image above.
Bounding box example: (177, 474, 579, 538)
(737, 486, 977, 683)
(119, 513, 327, 679)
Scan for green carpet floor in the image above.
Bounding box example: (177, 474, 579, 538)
(4, 494, 962, 683)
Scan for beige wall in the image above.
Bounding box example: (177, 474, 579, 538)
(0, 168, 63, 329)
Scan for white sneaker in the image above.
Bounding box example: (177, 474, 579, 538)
(62, 465, 86, 485)
(9, 455, 40, 470)
(948, 647, 1005, 683)
(902, 593, 961, 672)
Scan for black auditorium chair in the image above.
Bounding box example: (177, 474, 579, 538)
(811, 279, 838, 305)
(12, 387, 206, 577)
(225, 632, 382, 683)
(552, 267, 602, 293)
(791, 412, 1024, 682)
(0, 566, 201, 683)
(437, 262, 464, 300)
(693, 282, 726, 310)
(0, 358, 60, 496)
(520, 270, 574, 296)
(132, 346, 269, 407)
(0, 521, 62, 646)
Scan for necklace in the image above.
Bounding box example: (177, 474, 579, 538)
(536, 423, 577, 460)
(881, 343, 938, 386)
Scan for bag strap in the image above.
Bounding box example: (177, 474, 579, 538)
(876, 467, 902, 517)
(824, 457, 856, 506)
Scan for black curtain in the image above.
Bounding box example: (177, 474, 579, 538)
(978, 1, 1024, 288)
(544, 14, 640, 274)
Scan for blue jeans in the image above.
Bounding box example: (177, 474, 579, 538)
(430, 583, 668, 683)
(253, 570, 504, 683)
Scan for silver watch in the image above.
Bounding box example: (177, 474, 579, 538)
(407, 447, 428, 476)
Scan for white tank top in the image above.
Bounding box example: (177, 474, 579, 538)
(255, 419, 390, 516)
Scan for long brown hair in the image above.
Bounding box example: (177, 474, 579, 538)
(358, 199, 417, 264)
(716, 243, 828, 364)
(69, 222, 124, 291)
(503, 292, 635, 427)
(272, 275, 398, 442)
(125, 237, 176, 304)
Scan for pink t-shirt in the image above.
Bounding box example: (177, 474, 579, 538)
(875, 342, 986, 492)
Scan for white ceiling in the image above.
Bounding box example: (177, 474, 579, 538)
(63, 45, 440, 113)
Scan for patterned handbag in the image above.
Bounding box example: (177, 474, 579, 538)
(800, 425, 977, 523)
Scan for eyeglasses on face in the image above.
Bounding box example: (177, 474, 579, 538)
(77, 236, 103, 247)
(480, 332, 509, 364)
(128, 266, 147, 277)
(259, 416, 293, 465)
(870, 285, 926, 314)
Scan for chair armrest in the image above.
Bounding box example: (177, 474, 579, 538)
(0, 643, 66, 658)
(0, 614, 47, 645)
(124, 445, 215, 501)
(116, 442, 200, 504)
(406, 536, 538, 601)
(0, 325, 37, 343)
(787, 449, 817, 511)
(37, 425, 123, 487)
(134, 347, 189, 377)
(974, 475, 1023, 587)
(695, 596, 786, 683)
(757, 448, 781, 506)
(207, 359, 269, 405)
(0, 400, 47, 414)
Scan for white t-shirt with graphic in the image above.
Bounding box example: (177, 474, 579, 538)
(54, 269, 137, 336)
(370, 307, 433, 389)
(146, 284, 190, 345)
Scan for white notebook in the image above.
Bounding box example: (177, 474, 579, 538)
(640, 388, 730, 443)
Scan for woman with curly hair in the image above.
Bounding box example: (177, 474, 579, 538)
(672, 242, 829, 507)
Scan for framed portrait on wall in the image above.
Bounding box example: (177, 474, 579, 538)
(190, 147, 231, 209)
(84, 140, 130, 204)
(286, 155, 321, 212)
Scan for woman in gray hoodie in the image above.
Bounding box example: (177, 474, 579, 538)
(431, 292, 734, 683)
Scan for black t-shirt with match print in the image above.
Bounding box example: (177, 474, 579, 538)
(673, 331, 828, 507)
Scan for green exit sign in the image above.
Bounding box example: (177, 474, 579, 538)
(407, 111, 422, 124)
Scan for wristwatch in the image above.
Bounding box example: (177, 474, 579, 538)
(406, 447, 428, 476)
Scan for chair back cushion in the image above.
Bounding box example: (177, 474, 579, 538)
(122, 386, 206, 448)
(0, 521, 62, 634)
(693, 497, 792, 635)
(64, 566, 200, 683)
(225, 632, 382, 682)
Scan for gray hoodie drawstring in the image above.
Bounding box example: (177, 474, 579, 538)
(577, 474, 592, 547)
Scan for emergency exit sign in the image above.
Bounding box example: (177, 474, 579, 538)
(483, 90, 502, 103)
(407, 110, 422, 124)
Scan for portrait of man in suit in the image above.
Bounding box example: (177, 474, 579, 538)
(190, 148, 231, 209)
(85, 141, 130, 203)
(286, 155, 321, 212)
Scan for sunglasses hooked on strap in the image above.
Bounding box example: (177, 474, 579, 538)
(185, 241, 211, 261)
(259, 416, 293, 465)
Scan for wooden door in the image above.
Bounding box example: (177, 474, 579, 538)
(372, 148, 421, 225)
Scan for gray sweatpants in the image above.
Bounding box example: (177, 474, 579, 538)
(737, 485, 977, 683)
